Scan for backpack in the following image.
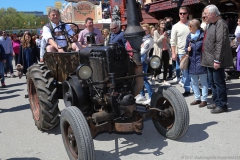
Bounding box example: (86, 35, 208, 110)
(0, 44, 4, 61)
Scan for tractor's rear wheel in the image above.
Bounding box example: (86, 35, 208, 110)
(27, 64, 60, 131)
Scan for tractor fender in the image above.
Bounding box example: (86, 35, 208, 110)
(68, 75, 91, 113)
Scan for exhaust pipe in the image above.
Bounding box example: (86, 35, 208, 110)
(124, 0, 145, 96)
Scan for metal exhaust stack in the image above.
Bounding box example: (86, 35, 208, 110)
(124, 0, 144, 96)
(124, 0, 145, 65)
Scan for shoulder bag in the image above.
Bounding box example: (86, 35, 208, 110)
(180, 42, 191, 70)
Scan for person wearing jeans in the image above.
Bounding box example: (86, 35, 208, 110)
(4, 54, 13, 76)
(186, 19, 207, 107)
(136, 24, 154, 105)
(202, 5, 233, 113)
(0, 30, 14, 78)
(170, 7, 191, 96)
(0, 43, 6, 87)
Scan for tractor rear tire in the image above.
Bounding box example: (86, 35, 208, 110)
(151, 86, 189, 140)
(27, 64, 60, 131)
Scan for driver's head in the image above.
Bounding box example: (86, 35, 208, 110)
(110, 21, 120, 34)
(85, 17, 93, 29)
(48, 7, 61, 25)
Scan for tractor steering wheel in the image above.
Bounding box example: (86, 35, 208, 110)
(51, 22, 79, 43)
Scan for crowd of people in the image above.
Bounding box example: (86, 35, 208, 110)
(0, 5, 239, 114)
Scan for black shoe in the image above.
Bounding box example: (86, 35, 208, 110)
(208, 89, 212, 95)
(207, 104, 216, 109)
(182, 92, 191, 97)
(167, 76, 173, 80)
(211, 107, 228, 114)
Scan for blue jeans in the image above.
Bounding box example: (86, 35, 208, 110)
(175, 54, 182, 79)
(177, 54, 191, 92)
(0, 61, 5, 83)
(207, 68, 227, 108)
(190, 74, 208, 101)
(140, 63, 153, 99)
(4, 54, 13, 74)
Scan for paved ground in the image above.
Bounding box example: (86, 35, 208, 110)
(0, 68, 240, 160)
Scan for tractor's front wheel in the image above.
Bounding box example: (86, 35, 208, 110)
(60, 106, 95, 160)
(150, 86, 189, 140)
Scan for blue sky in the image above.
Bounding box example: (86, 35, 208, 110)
(1, 0, 63, 14)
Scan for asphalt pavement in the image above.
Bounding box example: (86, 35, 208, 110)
(0, 67, 240, 160)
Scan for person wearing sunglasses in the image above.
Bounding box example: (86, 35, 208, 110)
(170, 6, 191, 96)
(109, 21, 126, 47)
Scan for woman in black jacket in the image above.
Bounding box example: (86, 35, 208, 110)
(17, 32, 37, 76)
(185, 19, 208, 107)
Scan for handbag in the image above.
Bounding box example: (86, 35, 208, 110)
(180, 42, 191, 70)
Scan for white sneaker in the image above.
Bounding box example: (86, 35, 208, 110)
(162, 81, 171, 86)
(173, 77, 180, 82)
(179, 81, 184, 87)
(143, 98, 151, 105)
(136, 96, 147, 101)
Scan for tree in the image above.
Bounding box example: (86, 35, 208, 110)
(0, 7, 47, 30)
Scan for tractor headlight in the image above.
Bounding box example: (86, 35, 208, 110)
(149, 56, 161, 69)
(76, 64, 92, 80)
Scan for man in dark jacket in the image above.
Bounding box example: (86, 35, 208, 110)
(202, 5, 233, 114)
(109, 21, 126, 47)
(0, 43, 6, 87)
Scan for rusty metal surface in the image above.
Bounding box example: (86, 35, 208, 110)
(114, 113, 143, 133)
(88, 117, 113, 138)
(28, 79, 40, 121)
(88, 112, 143, 137)
(44, 52, 80, 82)
(133, 65, 144, 97)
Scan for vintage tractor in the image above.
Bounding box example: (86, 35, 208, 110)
(26, 0, 189, 159)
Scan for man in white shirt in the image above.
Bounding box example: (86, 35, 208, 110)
(41, 7, 76, 60)
(170, 6, 191, 96)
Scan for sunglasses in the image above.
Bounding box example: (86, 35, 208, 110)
(110, 26, 118, 30)
(179, 12, 187, 15)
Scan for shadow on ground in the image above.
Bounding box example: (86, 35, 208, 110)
(45, 123, 61, 135)
(6, 158, 40, 160)
(0, 89, 24, 94)
(179, 121, 218, 143)
(94, 121, 168, 160)
(5, 82, 26, 88)
(0, 94, 20, 101)
(0, 104, 29, 113)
